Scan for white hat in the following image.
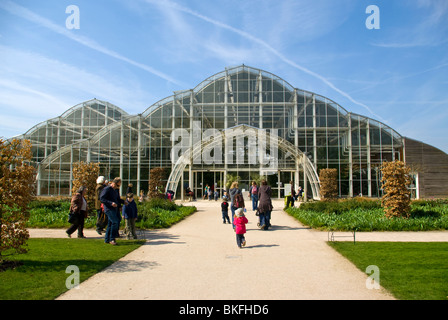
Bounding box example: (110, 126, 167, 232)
(235, 208, 244, 217)
(96, 176, 105, 184)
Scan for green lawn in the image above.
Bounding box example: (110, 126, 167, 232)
(328, 241, 448, 300)
(0, 238, 145, 300)
(26, 198, 197, 229)
(286, 198, 448, 231)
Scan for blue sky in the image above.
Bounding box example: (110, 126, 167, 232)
(1, 0, 447, 153)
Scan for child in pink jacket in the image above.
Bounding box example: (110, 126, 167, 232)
(233, 208, 248, 248)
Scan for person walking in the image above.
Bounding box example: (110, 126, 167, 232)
(233, 208, 248, 248)
(297, 186, 303, 202)
(221, 197, 230, 224)
(66, 186, 88, 238)
(285, 180, 296, 208)
(122, 193, 138, 240)
(249, 181, 259, 211)
(185, 186, 196, 201)
(203, 184, 210, 200)
(100, 177, 125, 245)
(258, 180, 273, 230)
(95, 176, 107, 235)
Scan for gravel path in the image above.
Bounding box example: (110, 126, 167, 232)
(28, 199, 447, 300)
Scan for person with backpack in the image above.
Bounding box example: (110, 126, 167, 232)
(229, 181, 244, 228)
(249, 181, 258, 211)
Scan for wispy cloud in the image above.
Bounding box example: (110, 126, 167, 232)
(0, 78, 68, 110)
(0, 0, 184, 86)
(0, 45, 154, 134)
(145, 0, 385, 122)
(347, 62, 448, 95)
(373, 38, 448, 49)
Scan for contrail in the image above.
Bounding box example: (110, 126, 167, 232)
(147, 0, 386, 122)
(0, 1, 184, 86)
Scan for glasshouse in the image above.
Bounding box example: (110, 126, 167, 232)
(11, 65, 448, 199)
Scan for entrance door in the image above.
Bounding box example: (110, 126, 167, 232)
(193, 171, 225, 200)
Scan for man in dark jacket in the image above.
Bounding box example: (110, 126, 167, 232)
(100, 177, 124, 245)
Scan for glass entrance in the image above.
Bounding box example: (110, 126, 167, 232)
(193, 171, 225, 200)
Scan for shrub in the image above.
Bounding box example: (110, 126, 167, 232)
(71, 161, 100, 214)
(0, 139, 35, 262)
(319, 168, 338, 201)
(136, 199, 196, 229)
(381, 160, 411, 218)
(286, 197, 448, 231)
(141, 197, 178, 211)
(298, 197, 381, 215)
(148, 167, 168, 199)
(25, 197, 197, 230)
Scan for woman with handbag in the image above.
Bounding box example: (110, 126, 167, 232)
(257, 180, 273, 230)
(66, 186, 89, 238)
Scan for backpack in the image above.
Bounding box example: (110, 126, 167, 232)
(234, 193, 244, 208)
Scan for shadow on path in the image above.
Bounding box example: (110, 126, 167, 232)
(104, 260, 161, 273)
(137, 230, 186, 246)
(246, 224, 310, 232)
(244, 244, 280, 249)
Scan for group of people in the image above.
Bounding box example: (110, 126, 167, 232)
(203, 184, 220, 201)
(66, 176, 139, 245)
(221, 180, 273, 249)
(66, 176, 297, 248)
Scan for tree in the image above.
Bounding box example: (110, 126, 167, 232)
(148, 167, 167, 199)
(381, 160, 411, 218)
(225, 173, 241, 190)
(71, 161, 100, 213)
(0, 139, 35, 263)
(319, 168, 338, 201)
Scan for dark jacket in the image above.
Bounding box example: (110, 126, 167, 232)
(221, 201, 229, 212)
(258, 184, 273, 214)
(122, 200, 138, 219)
(100, 185, 123, 211)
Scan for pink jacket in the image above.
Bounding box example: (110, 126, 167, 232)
(233, 216, 248, 234)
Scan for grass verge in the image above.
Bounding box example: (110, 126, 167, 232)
(286, 198, 448, 231)
(328, 241, 448, 300)
(0, 238, 145, 300)
(26, 198, 197, 229)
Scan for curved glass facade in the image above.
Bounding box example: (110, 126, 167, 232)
(23, 65, 403, 198)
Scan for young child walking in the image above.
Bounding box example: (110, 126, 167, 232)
(221, 197, 230, 224)
(122, 193, 138, 240)
(233, 208, 248, 248)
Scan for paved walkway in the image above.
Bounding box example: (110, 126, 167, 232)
(29, 200, 448, 300)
